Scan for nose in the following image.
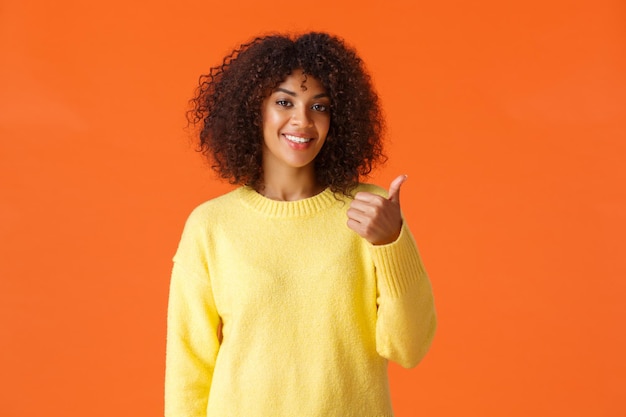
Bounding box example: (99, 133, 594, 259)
(291, 106, 312, 127)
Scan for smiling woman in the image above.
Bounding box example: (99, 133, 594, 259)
(261, 70, 331, 200)
(165, 32, 436, 417)
(187, 33, 385, 197)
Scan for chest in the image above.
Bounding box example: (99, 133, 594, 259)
(207, 212, 376, 318)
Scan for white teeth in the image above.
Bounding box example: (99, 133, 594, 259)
(284, 134, 312, 144)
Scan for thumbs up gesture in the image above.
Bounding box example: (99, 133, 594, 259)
(347, 175, 407, 245)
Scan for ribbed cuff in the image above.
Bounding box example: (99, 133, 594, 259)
(369, 224, 426, 298)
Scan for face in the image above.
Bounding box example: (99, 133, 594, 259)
(261, 70, 331, 173)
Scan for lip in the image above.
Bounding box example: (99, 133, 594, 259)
(282, 133, 314, 144)
(281, 133, 316, 150)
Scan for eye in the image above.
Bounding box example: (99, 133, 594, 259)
(276, 99, 292, 107)
(312, 103, 329, 112)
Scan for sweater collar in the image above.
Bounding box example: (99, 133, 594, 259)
(237, 186, 339, 217)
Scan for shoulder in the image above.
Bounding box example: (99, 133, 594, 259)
(179, 187, 244, 234)
(186, 187, 242, 220)
(173, 188, 244, 261)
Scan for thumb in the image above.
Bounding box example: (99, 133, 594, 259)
(388, 174, 407, 204)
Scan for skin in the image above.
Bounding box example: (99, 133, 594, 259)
(261, 70, 331, 201)
(260, 69, 405, 246)
(347, 174, 406, 245)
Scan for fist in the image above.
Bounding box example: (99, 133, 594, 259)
(346, 175, 406, 245)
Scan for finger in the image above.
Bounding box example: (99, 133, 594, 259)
(346, 218, 366, 236)
(388, 174, 407, 204)
(349, 198, 380, 215)
(353, 191, 384, 204)
(346, 207, 369, 224)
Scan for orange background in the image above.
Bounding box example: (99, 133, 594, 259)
(1, 0, 625, 416)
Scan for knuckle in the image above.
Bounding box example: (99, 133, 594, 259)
(370, 206, 382, 217)
(361, 217, 372, 227)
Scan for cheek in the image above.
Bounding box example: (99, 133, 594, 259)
(318, 116, 331, 138)
(262, 111, 284, 144)
(262, 108, 284, 129)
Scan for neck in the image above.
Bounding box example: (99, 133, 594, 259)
(260, 164, 323, 202)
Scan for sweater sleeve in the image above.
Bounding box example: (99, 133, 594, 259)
(165, 213, 221, 417)
(370, 223, 437, 368)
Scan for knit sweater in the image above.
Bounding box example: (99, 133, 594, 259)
(165, 184, 436, 417)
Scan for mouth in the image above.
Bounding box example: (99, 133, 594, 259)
(283, 133, 313, 144)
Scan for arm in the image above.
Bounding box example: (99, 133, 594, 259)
(165, 213, 221, 417)
(165, 263, 221, 417)
(347, 176, 437, 368)
(370, 224, 436, 368)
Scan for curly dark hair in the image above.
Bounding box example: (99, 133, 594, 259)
(188, 32, 386, 195)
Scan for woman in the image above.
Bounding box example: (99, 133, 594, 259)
(165, 32, 436, 417)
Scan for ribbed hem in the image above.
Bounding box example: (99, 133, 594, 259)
(236, 186, 338, 218)
(370, 224, 426, 298)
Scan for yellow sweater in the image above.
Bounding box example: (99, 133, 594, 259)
(165, 184, 436, 417)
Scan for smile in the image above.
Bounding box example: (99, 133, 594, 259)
(283, 134, 313, 144)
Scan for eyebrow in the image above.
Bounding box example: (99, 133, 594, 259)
(275, 87, 329, 99)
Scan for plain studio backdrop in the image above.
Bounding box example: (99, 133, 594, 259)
(1, 0, 624, 416)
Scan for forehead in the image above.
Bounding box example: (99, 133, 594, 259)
(276, 69, 327, 94)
